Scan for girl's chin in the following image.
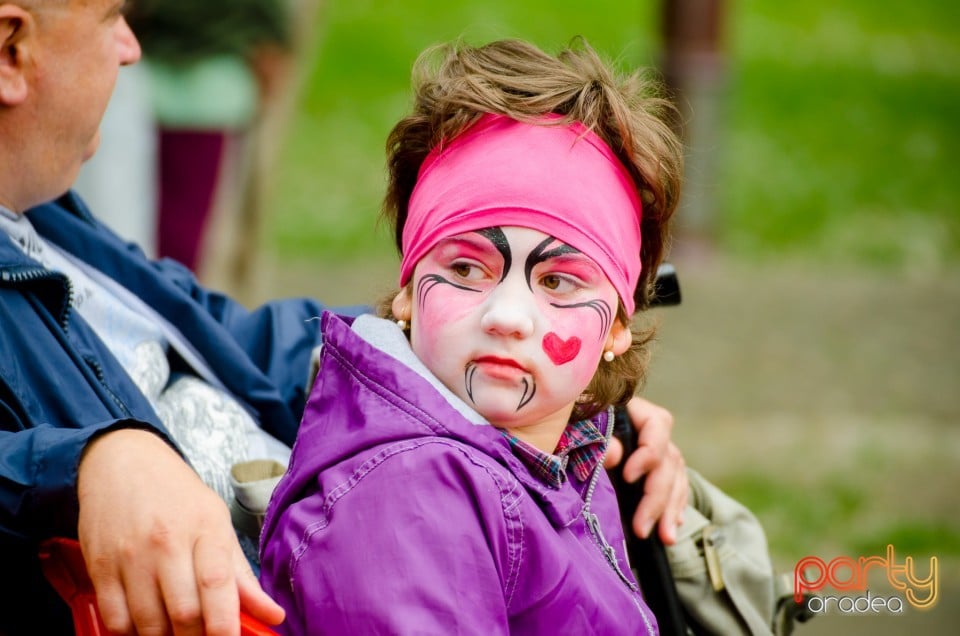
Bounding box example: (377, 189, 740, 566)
(476, 406, 518, 420)
(484, 414, 530, 429)
(472, 402, 533, 427)
(473, 402, 550, 431)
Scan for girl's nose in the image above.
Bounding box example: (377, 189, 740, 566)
(479, 282, 536, 338)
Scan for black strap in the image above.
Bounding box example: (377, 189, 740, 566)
(609, 406, 688, 635)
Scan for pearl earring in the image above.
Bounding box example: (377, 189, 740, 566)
(397, 319, 407, 330)
(603, 350, 615, 362)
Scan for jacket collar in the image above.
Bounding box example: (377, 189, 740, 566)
(0, 208, 43, 271)
(0, 202, 73, 323)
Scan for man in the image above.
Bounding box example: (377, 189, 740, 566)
(0, 1, 686, 634)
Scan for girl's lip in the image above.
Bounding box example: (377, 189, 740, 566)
(473, 356, 530, 381)
(474, 355, 526, 371)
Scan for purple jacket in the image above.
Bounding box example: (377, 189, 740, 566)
(260, 312, 658, 635)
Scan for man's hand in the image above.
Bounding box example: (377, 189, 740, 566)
(604, 397, 688, 545)
(77, 429, 285, 635)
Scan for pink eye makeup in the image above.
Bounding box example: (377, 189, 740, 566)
(433, 236, 499, 265)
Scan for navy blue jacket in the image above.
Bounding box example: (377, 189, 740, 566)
(0, 192, 331, 633)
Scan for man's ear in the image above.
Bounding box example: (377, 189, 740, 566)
(0, 4, 32, 106)
(391, 287, 413, 321)
(607, 320, 632, 356)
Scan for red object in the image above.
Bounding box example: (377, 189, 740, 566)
(39, 537, 278, 635)
(156, 129, 227, 271)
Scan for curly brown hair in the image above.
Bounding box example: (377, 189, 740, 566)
(378, 38, 683, 420)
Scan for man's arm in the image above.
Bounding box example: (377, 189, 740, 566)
(77, 429, 285, 636)
(604, 396, 688, 545)
(0, 409, 272, 635)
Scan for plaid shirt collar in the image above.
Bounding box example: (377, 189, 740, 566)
(502, 418, 607, 488)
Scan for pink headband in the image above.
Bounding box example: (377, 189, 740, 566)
(399, 113, 643, 314)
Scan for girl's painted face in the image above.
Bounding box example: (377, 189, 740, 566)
(396, 226, 628, 434)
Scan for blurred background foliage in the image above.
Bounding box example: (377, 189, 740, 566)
(265, 0, 959, 272)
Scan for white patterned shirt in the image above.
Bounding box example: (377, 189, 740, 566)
(0, 208, 289, 502)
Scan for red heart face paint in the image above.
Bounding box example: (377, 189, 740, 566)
(542, 332, 582, 365)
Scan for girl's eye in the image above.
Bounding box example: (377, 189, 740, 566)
(451, 262, 483, 280)
(541, 275, 561, 290)
(540, 274, 577, 293)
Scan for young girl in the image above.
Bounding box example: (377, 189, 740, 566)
(259, 38, 682, 634)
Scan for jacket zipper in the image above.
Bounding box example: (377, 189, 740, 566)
(582, 407, 638, 589)
(84, 355, 134, 418)
(1, 266, 73, 331)
(581, 407, 658, 634)
(2, 265, 132, 417)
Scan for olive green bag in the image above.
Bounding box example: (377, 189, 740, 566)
(663, 468, 811, 635)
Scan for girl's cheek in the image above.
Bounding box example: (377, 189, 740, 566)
(540, 299, 607, 344)
(417, 283, 484, 330)
(537, 301, 610, 381)
(542, 324, 605, 386)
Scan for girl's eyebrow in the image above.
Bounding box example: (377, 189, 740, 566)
(476, 227, 511, 281)
(525, 238, 579, 284)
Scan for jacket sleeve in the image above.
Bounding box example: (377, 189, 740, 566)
(152, 255, 373, 424)
(262, 441, 520, 635)
(186, 271, 320, 409)
(0, 290, 175, 542)
(0, 412, 162, 541)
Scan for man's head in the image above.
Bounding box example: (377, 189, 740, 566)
(0, 0, 140, 212)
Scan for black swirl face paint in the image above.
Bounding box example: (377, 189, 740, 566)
(476, 227, 511, 282)
(465, 361, 537, 411)
(524, 236, 614, 353)
(417, 273, 481, 309)
(524, 237, 578, 291)
(548, 299, 612, 340)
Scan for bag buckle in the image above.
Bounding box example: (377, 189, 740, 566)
(702, 524, 726, 592)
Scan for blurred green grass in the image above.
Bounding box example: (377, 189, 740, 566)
(265, 0, 960, 270)
(723, 2, 960, 268)
(721, 472, 960, 562)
